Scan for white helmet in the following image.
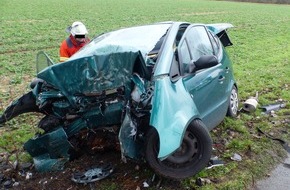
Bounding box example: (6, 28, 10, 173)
(69, 21, 88, 36)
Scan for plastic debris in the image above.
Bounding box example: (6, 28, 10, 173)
(13, 182, 20, 187)
(260, 102, 286, 114)
(71, 163, 113, 184)
(207, 157, 224, 169)
(143, 181, 149, 187)
(231, 153, 242, 161)
(26, 172, 32, 180)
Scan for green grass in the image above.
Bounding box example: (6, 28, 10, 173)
(0, 0, 290, 189)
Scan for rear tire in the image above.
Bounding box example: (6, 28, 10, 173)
(227, 85, 239, 117)
(145, 119, 212, 179)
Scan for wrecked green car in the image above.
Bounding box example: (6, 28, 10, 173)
(0, 21, 238, 179)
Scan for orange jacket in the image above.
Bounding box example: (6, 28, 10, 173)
(59, 35, 89, 62)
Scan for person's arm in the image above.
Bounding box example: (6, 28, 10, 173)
(59, 40, 69, 62)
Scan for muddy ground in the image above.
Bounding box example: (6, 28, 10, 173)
(0, 108, 289, 190)
(0, 149, 184, 190)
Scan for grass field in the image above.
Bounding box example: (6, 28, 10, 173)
(0, 0, 290, 189)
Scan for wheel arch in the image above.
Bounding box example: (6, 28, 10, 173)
(152, 116, 208, 160)
(145, 118, 213, 179)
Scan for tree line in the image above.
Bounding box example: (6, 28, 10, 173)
(217, 0, 290, 4)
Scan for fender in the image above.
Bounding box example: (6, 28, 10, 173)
(150, 77, 200, 159)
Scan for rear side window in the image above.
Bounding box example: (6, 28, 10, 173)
(208, 31, 222, 56)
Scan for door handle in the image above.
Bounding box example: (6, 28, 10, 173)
(219, 76, 225, 81)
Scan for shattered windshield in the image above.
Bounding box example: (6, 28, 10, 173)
(70, 23, 172, 61)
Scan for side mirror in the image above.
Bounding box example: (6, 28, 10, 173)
(194, 55, 219, 71)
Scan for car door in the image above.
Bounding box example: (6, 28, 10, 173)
(178, 25, 228, 129)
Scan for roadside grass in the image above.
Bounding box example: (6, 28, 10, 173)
(0, 0, 289, 189)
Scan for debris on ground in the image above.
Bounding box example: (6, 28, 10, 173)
(71, 163, 114, 184)
(195, 177, 212, 186)
(231, 153, 242, 161)
(143, 181, 149, 187)
(243, 92, 259, 113)
(207, 157, 224, 169)
(257, 127, 290, 153)
(260, 102, 287, 114)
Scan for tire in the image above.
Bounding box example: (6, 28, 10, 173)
(145, 119, 212, 179)
(226, 85, 239, 118)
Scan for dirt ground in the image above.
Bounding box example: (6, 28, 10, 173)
(0, 149, 184, 190)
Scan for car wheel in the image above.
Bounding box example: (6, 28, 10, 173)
(227, 86, 239, 117)
(145, 119, 212, 179)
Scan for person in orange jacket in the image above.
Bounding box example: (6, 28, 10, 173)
(59, 21, 90, 62)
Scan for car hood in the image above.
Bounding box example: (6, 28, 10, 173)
(37, 51, 148, 107)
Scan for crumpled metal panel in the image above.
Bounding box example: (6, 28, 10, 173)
(32, 155, 69, 172)
(24, 127, 72, 172)
(37, 51, 144, 107)
(119, 111, 141, 160)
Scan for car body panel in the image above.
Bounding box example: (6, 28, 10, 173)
(24, 127, 71, 172)
(150, 76, 199, 158)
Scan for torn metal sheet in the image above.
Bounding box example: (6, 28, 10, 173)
(23, 128, 72, 171)
(119, 110, 141, 161)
